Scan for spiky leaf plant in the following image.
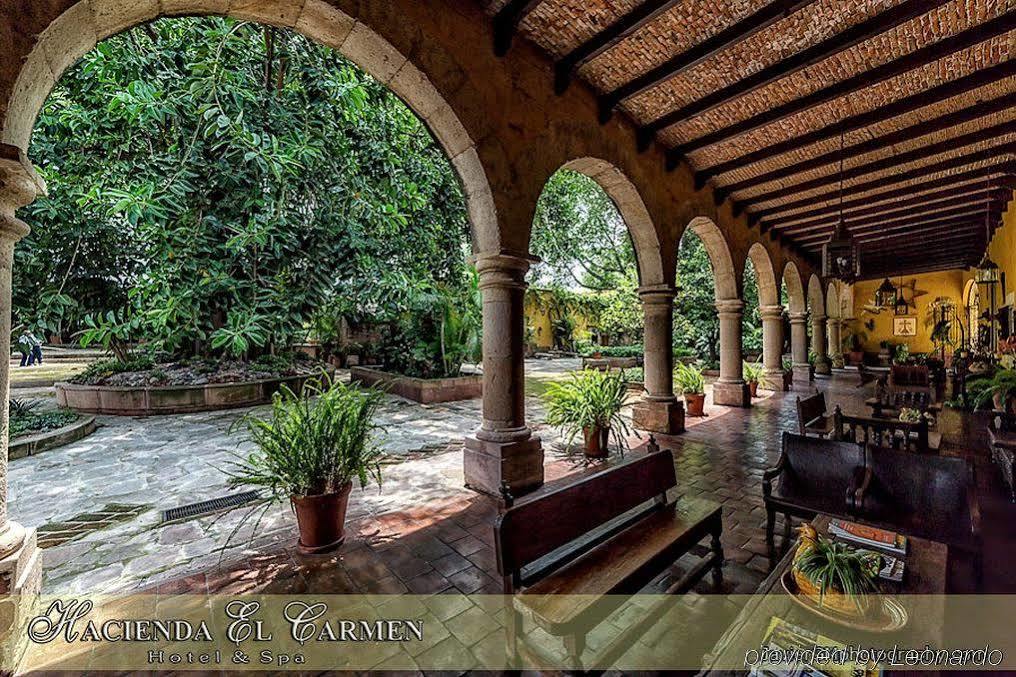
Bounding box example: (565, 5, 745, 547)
(675, 362, 705, 395)
(544, 369, 632, 454)
(795, 538, 880, 610)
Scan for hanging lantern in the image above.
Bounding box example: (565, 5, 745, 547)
(976, 178, 1000, 284)
(874, 277, 897, 308)
(894, 290, 910, 316)
(821, 128, 858, 281)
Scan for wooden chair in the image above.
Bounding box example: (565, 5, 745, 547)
(987, 411, 1016, 503)
(796, 392, 833, 438)
(833, 406, 931, 454)
(494, 445, 723, 671)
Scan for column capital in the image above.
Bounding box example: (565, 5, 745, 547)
(637, 284, 676, 304)
(470, 250, 537, 290)
(826, 317, 841, 328)
(789, 311, 809, 324)
(811, 313, 827, 324)
(759, 304, 785, 320)
(715, 298, 744, 315)
(0, 145, 45, 242)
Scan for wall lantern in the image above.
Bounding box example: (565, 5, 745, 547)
(874, 277, 897, 309)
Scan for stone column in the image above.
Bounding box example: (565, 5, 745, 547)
(713, 299, 750, 407)
(811, 313, 830, 375)
(632, 286, 683, 435)
(827, 317, 843, 368)
(464, 252, 543, 497)
(0, 145, 43, 672)
(759, 305, 785, 391)
(790, 311, 811, 385)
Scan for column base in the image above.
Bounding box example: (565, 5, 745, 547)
(792, 365, 813, 387)
(632, 398, 685, 435)
(464, 434, 543, 498)
(763, 368, 785, 391)
(712, 381, 750, 407)
(814, 357, 832, 375)
(0, 525, 41, 674)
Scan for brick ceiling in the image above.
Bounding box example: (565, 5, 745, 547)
(483, 0, 1016, 278)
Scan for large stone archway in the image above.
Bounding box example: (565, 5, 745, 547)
(684, 217, 748, 407)
(783, 262, 809, 384)
(808, 274, 830, 374)
(747, 243, 783, 389)
(825, 280, 844, 366)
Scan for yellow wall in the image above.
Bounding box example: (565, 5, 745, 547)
(524, 290, 594, 349)
(975, 193, 1016, 307)
(849, 269, 967, 354)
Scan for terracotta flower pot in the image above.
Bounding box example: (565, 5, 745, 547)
(582, 426, 610, 459)
(684, 392, 706, 417)
(291, 482, 353, 554)
(748, 380, 759, 398)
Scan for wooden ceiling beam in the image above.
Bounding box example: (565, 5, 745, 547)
(853, 223, 985, 247)
(765, 182, 1011, 233)
(643, 0, 952, 137)
(738, 121, 1014, 206)
(711, 92, 1016, 197)
(795, 210, 1002, 245)
(755, 163, 1016, 229)
(696, 60, 1016, 183)
(664, 11, 1016, 166)
(749, 144, 1016, 221)
(859, 261, 976, 278)
(596, 0, 817, 124)
(780, 193, 1009, 237)
(492, 0, 547, 55)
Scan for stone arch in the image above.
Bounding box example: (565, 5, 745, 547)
(807, 274, 824, 316)
(782, 262, 806, 314)
(745, 242, 778, 307)
(825, 280, 842, 318)
(0, 0, 500, 253)
(684, 217, 737, 300)
(558, 158, 665, 287)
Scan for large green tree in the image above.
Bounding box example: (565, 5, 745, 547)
(17, 17, 469, 357)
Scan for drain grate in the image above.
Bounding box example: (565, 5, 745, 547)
(161, 490, 262, 523)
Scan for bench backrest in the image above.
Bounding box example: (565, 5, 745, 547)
(833, 407, 929, 453)
(494, 449, 676, 576)
(890, 364, 930, 388)
(778, 432, 864, 498)
(796, 392, 827, 434)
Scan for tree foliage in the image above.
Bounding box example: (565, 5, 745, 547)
(17, 17, 470, 360)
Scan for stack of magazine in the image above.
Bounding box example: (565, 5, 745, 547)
(828, 519, 906, 583)
(750, 616, 882, 676)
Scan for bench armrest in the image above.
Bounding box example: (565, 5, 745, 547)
(762, 454, 786, 497)
(848, 466, 872, 512)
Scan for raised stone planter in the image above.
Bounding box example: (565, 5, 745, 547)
(54, 373, 324, 416)
(350, 366, 481, 403)
(10, 416, 97, 460)
(581, 356, 641, 370)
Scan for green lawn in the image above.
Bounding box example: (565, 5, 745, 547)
(9, 361, 89, 387)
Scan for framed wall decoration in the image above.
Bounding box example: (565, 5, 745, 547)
(893, 316, 917, 337)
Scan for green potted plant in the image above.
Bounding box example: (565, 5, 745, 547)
(226, 376, 384, 554)
(675, 362, 706, 417)
(893, 343, 910, 365)
(544, 369, 632, 459)
(969, 369, 1016, 413)
(782, 356, 794, 391)
(792, 524, 880, 616)
(843, 327, 866, 366)
(742, 360, 766, 398)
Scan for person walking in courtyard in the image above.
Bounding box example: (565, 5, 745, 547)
(16, 330, 31, 367)
(22, 330, 43, 366)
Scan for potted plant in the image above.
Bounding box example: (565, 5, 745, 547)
(792, 524, 880, 616)
(843, 328, 866, 366)
(742, 360, 766, 398)
(675, 362, 706, 417)
(893, 343, 910, 365)
(544, 369, 632, 459)
(782, 356, 794, 391)
(969, 368, 1016, 413)
(226, 376, 384, 554)
(878, 340, 893, 366)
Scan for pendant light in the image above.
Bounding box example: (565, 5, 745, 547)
(821, 127, 858, 281)
(976, 176, 1000, 284)
(875, 277, 897, 308)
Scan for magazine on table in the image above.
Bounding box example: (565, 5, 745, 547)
(828, 519, 908, 556)
(749, 616, 882, 677)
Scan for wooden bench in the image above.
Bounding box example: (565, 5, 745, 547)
(494, 444, 723, 671)
(832, 405, 937, 453)
(987, 410, 1016, 503)
(796, 392, 833, 437)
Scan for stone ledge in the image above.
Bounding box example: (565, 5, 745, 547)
(54, 373, 325, 416)
(9, 416, 97, 460)
(350, 366, 482, 404)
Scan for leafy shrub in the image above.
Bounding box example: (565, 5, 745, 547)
(595, 345, 643, 358)
(70, 356, 156, 384)
(544, 370, 632, 453)
(9, 400, 78, 439)
(675, 362, 705, 395)
(742, 360, 766, 383)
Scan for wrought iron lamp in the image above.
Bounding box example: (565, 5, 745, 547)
(821, 130, 858, 281)
(975, 178, 1000, 284)
(874, 277, 897, 309)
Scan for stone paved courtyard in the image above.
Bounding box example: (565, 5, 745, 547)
(6, 358, 594, 593)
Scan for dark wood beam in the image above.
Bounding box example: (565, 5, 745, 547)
(596, 0, 817, 123)
(859, 261, 975, 278)
(796, 210, 1002, 245)
(650, 0, 955, 135)
(861, 252, 981, 269)
(664, 11, 1016, 163)
(755, 163, 1016, 229)
(492, 0, 546, 55)
(553, 0, 685, 94)
(853, 223, 985, 247)
(710, 92, 1016, 197)
(738, 120, 1014, 206)
(766, 182, 1010, 233)
(861, 249, 982, 266)
(781, 194, 1009, 237)
(749, 143, 1016, 222)
(696, 61, 1016, 183)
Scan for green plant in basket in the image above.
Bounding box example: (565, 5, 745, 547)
(793, 527, 880, 614)
(544, 369, 632, 458)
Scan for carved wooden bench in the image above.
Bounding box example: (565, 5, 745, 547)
(987, 410, 1016, 503)
(796, 392, 832, 437)
(494, 443, 723, 671)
